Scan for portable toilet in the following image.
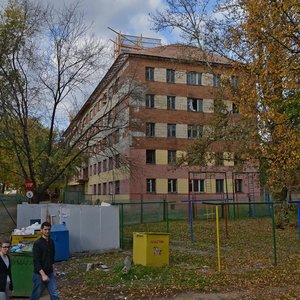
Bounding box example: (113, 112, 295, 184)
(51, 223, 69, 261)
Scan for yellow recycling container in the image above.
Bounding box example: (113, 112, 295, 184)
(11, 231, 41, 245)
(133, 232, 169, 266)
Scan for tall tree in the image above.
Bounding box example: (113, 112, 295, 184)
(0, 0, 136, 202)
(151, 0, 300, 196)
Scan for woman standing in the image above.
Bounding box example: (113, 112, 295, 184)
(0, 239, 13, 300)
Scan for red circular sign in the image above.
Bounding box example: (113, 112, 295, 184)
(25, 181, 34, 191)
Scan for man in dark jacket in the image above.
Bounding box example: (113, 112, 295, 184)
(29, 222, 59, 300)
(0, 239, 13, 300)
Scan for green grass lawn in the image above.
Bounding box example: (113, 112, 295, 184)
(56, 217, 300, 299)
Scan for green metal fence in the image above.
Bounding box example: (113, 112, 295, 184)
(116, 200, 290, 250)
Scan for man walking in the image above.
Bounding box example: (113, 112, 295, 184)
(29, 222, 59, 300)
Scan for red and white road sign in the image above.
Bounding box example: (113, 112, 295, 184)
(25, 181, 34, 191)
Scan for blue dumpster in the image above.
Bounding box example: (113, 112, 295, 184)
(51, 223, 69, 261)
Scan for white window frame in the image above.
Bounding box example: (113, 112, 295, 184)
(187, 98, 203, 112)
(187, 72, 202, 85)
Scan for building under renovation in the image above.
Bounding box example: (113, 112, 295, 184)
(65, 33, 260, 204)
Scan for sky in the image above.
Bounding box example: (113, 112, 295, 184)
(0, 0, 171, 45)
(43, 0, 169, 45)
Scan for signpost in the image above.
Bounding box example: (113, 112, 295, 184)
(25, 180, 34, 201)
(25, 181, 34, 191)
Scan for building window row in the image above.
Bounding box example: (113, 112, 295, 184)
(144, 95, 239, 114)
(145, 150, 236, 166)
(145, 66, 239, 88)
(146, 178, 243, 194)
(81, 77, 120, 126)
(92, 180, 120, 195)
(88, 154, 120, 176)
(146, 123, 203, 139)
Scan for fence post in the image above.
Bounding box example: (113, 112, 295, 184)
(140, 198, 143, 224)
(163, 198, 166, 221)
(270, 202, 277, 265)
(120, 204, 124, 249)
(166, 201, 169, 233)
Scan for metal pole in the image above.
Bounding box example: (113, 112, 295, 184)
(216, 205, 221, 272)
(120, 204, 124, 249)
(298, 203, 300, 240)
(141, 198, 143, 224)
(190, 200, 194, 242)
(166, 201, 169, 233)
(270, 202, 277, 265)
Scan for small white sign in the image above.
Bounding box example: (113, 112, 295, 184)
(26, 191, 34, 198)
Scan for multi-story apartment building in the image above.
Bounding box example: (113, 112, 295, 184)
(65, 40, 260, 204)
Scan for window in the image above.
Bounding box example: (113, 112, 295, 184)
(216, 179, 224, 193)
(103, 183, 107, 195)
(234, 153, 241, 166)
(167, 96, 176, 110)
(232, 75, 239, 88)
(215, 152, 223, 166)
(109, 182, 113, 194)
(187, 72, 202, 85)
(146, 150, 156, 164)
(93, 184, 97, 195)
(145, 94, 155, 108)
(103, 159, 107, 172)
(89, 165, 92, 176)
(115, 154, 120, 168)
(168, 179, 177, 193)
(109, 157, 113, 170)
(188, 125, 203, 138)
(97, 183, 101, 195)
(235, 179, 243, 193)
(168, 150, 177, 165)
(146, 178, 156, 193)
(115, 180, 120, 194)
(146, 123, 155, 137)
(145, 67, 154, 81)
(167, 124, 176, 137)
(189, 179, 205, 193)
(115, 129, 120, 143)
(213, 74, 221, 87)
(97, 162, 101, 173)
(107, 134, 113, 146)
(166, 69, 175, 83)
(93, 164, 97, 175)
(187, 98, 203, 112)
(83, 167, 88, 178)
(232, 103, 239, 114)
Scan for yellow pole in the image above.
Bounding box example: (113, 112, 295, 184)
(216, 205, 221, 272)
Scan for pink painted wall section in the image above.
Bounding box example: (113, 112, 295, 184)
(127, 148, 261, 202)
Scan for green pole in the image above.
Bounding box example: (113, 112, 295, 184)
(120, 204, 124, 249)
(166, 201, 169, 233)
(141, 199, 143, 224)
(270, 202, 277, 265)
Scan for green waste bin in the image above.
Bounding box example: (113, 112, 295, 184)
(11, 252, 33, 297)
